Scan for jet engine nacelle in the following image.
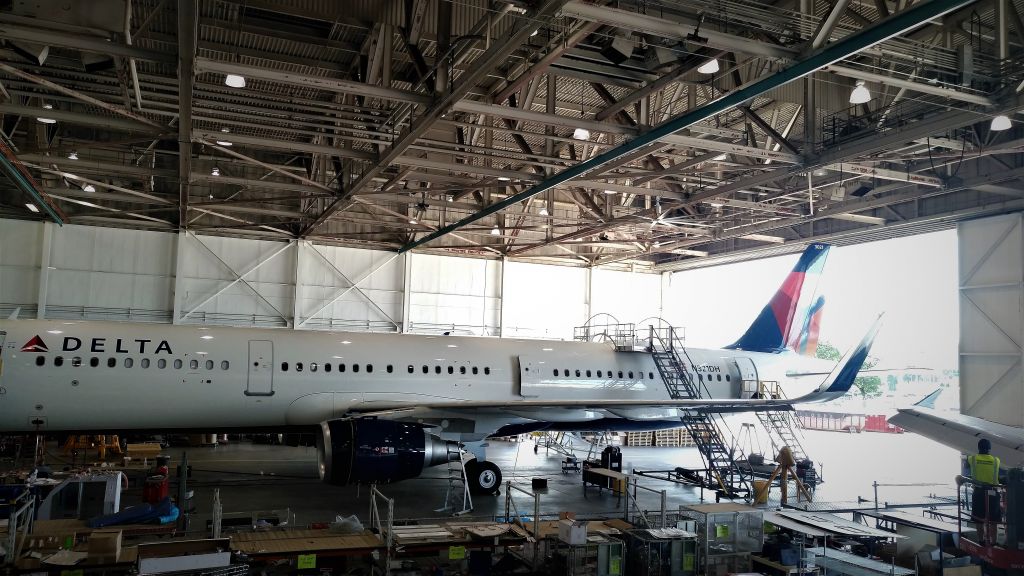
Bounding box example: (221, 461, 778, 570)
(316, 419, 455, 485)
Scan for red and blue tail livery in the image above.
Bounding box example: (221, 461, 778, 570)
(726, 243, 830, 354)
(790, 296, 825, 357)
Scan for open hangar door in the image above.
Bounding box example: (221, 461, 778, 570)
(959, 214, 1024, 427)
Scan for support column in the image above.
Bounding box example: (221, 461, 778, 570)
(659, 271, 671, 320)
(584, 266, 594, 324)
(401, 253, 413, 334)
(171, 231, 188, 324)
(497, 258, 506, 337)
(292, 240, 305, 329)
(36, 221, 53, 319)
(997, 0, 1010, 62)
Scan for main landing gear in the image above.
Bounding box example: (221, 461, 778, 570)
(465, 459, 502, 495)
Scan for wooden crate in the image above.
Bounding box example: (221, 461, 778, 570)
(655, 429, 680, 447)
(626, 431, 653, 446)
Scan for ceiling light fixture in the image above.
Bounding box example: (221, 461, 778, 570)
(991, 114, 1012, 131)
(539, 207, 549, 216)
(572, 127, 591, 140)
(409, 217, 418, 225)
(37, 116, 56, 124)
(215, 140, 233, 146)
(697, 58, 720, 74)
(82, 184, 96, 192)
(220, 127, 230, 133)
(490, 225, 500, 236)
(211, 166, 220, 176)
(67, 151, 78, 160)
(712, 153, 728, 161)
(813, 168, 829, 177)
(224, 74, 246, 88)
(849, 80, 871, 104)
(603, 189, 616, 194)
(497, 176, 511, 182)
(26, 203, 39, 213)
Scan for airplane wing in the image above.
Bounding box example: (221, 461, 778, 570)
(349, 315, 882, 417)
(889, 391, 1024, 467)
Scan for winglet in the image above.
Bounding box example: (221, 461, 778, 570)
(798, 314, 883, 403)
(915, 388, 943, 409)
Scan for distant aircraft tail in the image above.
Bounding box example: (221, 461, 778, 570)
(799, 315, 882, 403)
(789, 296, 825, 357)
(726, 243, 830, 354)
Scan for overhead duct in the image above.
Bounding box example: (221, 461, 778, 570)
(600, 34, 635, 64)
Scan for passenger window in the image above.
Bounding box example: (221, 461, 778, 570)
(221, 360, 229, 370)
(448, 366, 454, 375)
(618, 371, 624, 378)
(628, 371, 634, 378)
(107, 358, 116, 368)
(484, 367, 490, 375)
(141, 358, 150, 369)
(296, 362, 304, 372)
(35, 356, 45, 366)
(698, 374, 703, 381)
(597, 370, 602, 378)
(310, 362, 318, 372)
(435, 366, 441, 374)
(353, 364, 360, 373)
(408, 365, 415, 374)
(422, 365, 429, 374)
(725, 374, 731, 382)
(124, 358, 134, 368)
(387, 365, 393, 373)
(174, 359, 183, 369)
(563, 369, 569, 377)
(553, 369, 558, 377)
(157, 358, 166, 369)
(586, 370, 592, 377)
(189, 359, 199, 370)
(205, 360, 214, 370)
(55, 356, 64, 367)
(717, 374, 723, 381)
(281, 362, 289, 371)
(89, 357, 98, 367)
(72, 357, 82, 367)
(472, 367, 478, 375)
(366, 364, 373, 373)
(460, 366, 466, 375)
(649, 372, 654, 379)
(339, 363, 347, 373)
(325, 363, 332, 373)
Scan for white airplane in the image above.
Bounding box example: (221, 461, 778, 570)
(0, 243, 879, 494)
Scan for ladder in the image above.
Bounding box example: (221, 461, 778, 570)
(648, 326, 751, 499)
(435, 445, 473, 516)
(753, 381, 808, 463)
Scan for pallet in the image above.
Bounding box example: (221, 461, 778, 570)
(626, 431, 653, 446)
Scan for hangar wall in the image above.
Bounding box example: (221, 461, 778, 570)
(0, 219, 672, 339)
(958, 214, 1024, 427)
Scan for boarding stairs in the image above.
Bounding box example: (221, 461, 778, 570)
(435, 444, 473, 516)
(753, 381, 808, 464)
(647, 326, 752, 500)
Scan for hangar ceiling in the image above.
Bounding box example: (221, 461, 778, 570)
(0, 0, 1022, 270)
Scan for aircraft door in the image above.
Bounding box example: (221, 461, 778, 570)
(246, 340, 274, 396)
(733, 357, 759, 398)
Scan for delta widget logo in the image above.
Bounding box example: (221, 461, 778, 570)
(21, 335, 49, 353)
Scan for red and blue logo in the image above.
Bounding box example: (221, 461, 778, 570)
(21, 335, 49, 352)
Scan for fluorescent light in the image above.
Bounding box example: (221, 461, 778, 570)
(447, 344, 458, 348)
(991, 114, 1012, 131)
(47, 330, 63, 334)
(572, 127, 591, 140)
(37, 117, 56, 124)
(497, 176, 511, 182)
(530, 29, 539, 37)
(603, 189, 616, 194)
(340, 340, 352, 345)
(849, 80, 871, 104)
(709, 201, 724, 207)
(539, 207, 549, 216)
(42, 103, 53, 109)
(490, 225, 500, 236)
(211, 166, 220, 176)
(812, 168, 829, 177)
(67, 151, 78, 160)
(82, 184, 96, 192)
(220, 127, 230, 133)
(697, 58, 720, 74)
(653, 241, 661, 248)
(215, 140, 233, 146)
(542, 348, 553, 351)
(224, 74, 246, 88)
(200, 335, 214, 340)
(712, 153, 728, 161)
(26, 203, 39, 213)
(409, 217, 418, 224)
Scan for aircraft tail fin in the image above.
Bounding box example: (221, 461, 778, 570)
(7, 307, 20, 320)
(798, 314, 882, 403)
(726, 243, 830, 354)
(789, 296, 825, 357)
(915, 388, 943, 409)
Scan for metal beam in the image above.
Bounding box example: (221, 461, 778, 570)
(740, 106, 802, 155)
(0, 19, 176, 63)
(300, 0, 569, 237)
(0, 104, 161, 133)
(401, 0, 976, 253)
(827, 64, 996, 106)
(812, 0, 853, 49)
(178, 0, 197, 229)
(493, 21, 601, 104)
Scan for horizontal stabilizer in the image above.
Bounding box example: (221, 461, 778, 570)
(889, 406, 1024, 467)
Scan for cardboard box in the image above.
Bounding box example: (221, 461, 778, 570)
(88, 529, 122, 564)
(558, 519, 587, 545)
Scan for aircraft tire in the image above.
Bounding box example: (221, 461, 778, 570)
(465, 459, 502, 495)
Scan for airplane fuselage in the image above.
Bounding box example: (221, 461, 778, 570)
(0, 319, 830, 434)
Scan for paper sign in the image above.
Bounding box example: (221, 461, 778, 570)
(297, 554, 317, 569)
(449, 545, 467, 560)
(610, 557, 621, 575)
(715, 524, 730, 538)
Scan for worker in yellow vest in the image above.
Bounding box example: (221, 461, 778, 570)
(966, 438, 1002, 545)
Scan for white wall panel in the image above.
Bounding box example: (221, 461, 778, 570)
(408, 253, 501, 335)
(176, 234, 295, 326)
(0, 219, 42, 313)
(958, 214, 1024, 427)
(502, 261, 588, 339)
(296, 243, 403, 331)
(46, 224, 174, 320)
(591, 268, 664, 328)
